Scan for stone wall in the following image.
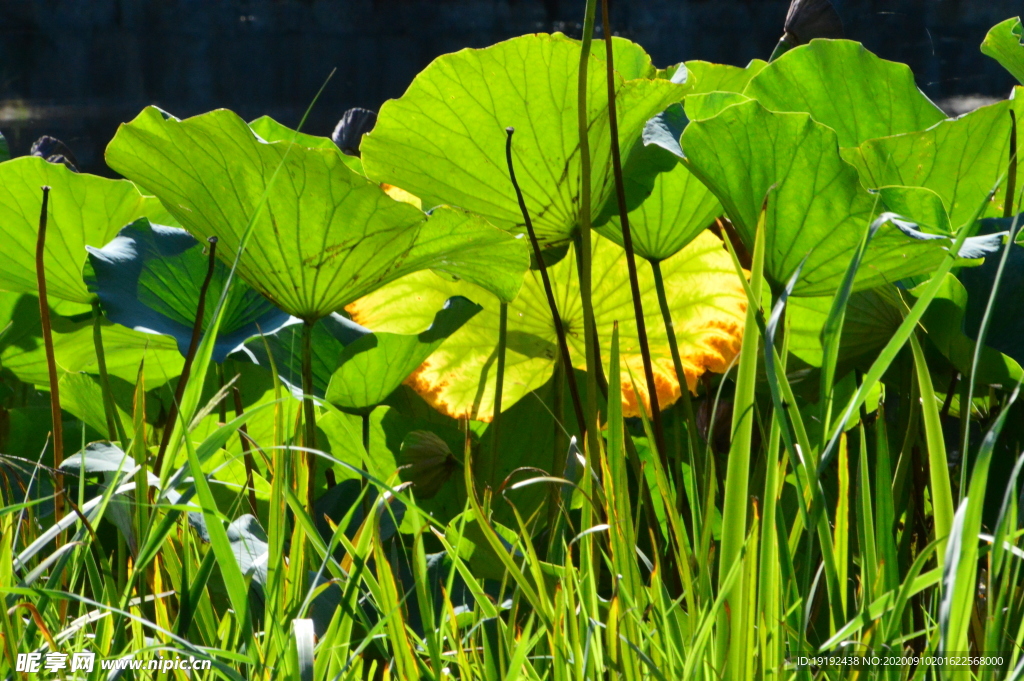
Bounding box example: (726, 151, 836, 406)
(0, 0, 1019, 173)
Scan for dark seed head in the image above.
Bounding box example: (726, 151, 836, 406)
(208, 236, 219, 244)
(506, 126, 515, 134)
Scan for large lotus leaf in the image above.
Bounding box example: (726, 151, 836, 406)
(347, 231, 745, 420)
(245, 297, 479, 409)
(679, 100, 992, 296)
(595, 68, 763, 261)
(744, 40, 945, 147)
(0, 157, 166, 313)
(845, 90, 1024, 228)
(786, 285, 904, 367)
(248, 115, 364, 175)
(360, 34, 687, 248)
(0, 291, 183, 387)
(596, 134, 722, 261)
(685, 60, 767, 93)
(982, 17, 1024, 85)
(85, 218, 291, 363)
(105, 107, 529, 321)
(911, 272, 1023, 386)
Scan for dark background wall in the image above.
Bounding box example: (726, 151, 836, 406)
(0, 0, 1020, 175)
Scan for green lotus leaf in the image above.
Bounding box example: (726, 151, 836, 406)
(85, 218, 291, 363)
(248, 115, 364, 175)
(683, 92, 751, 122)
(0, 131, 9, 162)
(744, 40, 945, 147)
(360, 34, 687, 248)
(679, 99, 990, 296)
(58, 372, 135, 440)
(0, 291, 183, 388)
(325, 297, 482, 411)
(596, 142, 722, 261)
(877, 186, 952, 235)
(981, 17, 1024, 85)
(0, 156, 166, 313)
(786, 285, 905, 368)
(685, 59, 767, 93)
(105, 107, 529, 321)
(347, 231, 745, 420)
(246, 297, 479, 412)
(913, 271, 1023, 386)
(595, 67, 762, 261)
(959, 214, 1024, 371)
(845, 90, 1024, 228)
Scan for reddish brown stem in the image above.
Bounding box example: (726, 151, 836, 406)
(35, 185, 64, 529)
(504, 127, 587, 438)
(601, 0, 669, 463)
(231, 378, 260, 516)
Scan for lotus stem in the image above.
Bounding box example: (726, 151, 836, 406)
(601, 0, 669, 466)
(301, 319, 318, 510)
(487, 301, 509, 487)
(216, 363, 228, 425)
(361, 409, 372, 518)
(505, 127, 587, 438)
(576, 0, 602, 468)
(1005, 110, 1017, 219)
(231, 374, 259, 516)
(651, 259, 701, 499)
(92, 300, 127, 444)
(154, 237, 218, 479)
(35, 185, 64, 529)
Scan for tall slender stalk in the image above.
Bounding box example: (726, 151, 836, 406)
(301, 319, 318, 510)
(651, 259, 702, 512)
(716, 216, 765, 673)
(487, 301, 509, 487)
(505, 127, 586, 437)
(230, 373, 259, 516)
(600, 0, 668, 463)
(361, 409, 372, 518)
(1004, 110, 1018, 219)
(153, 237, 218, 478)
(960, 111, 1020, 497)
(576, 0, 601, 461)
(91, 301, 127, 444)
(35, 185, 63, 528)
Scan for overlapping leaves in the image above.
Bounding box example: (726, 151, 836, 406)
(745, 39, 945, 147)
(105, 107, 529, 322)
(347, 232, 745, 419)
(679, 99, 999, 296)
(85, 218, 291, 362)
(0, 157, 166, 314)
(361, 34, 688, 248)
